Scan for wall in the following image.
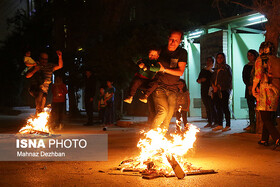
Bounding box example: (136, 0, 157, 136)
(185, 42, 201, 117)
(186, 31, 265, 119)
(232, 33, 265, 118)
(197, 31, 227, 118)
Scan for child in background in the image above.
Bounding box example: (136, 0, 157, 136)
(51, 75, 68, 130)
(98, 87, 106, 124)
(124, 48, 161, 104)
(21, 50, 37, 75)
(103, 80, 116, 131)
(176, 79, 190, 131)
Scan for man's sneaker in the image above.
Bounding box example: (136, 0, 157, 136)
(204, 123, 212, 128)
(124, 96, 133, 104)
(222, 126, 231, 132)
(139, 95, 148, 103)
(212, 125, 223, 131)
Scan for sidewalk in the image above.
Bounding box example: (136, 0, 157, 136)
(2, 107, 280, 186)
(0, 106, 252, 136)
(119, 115, 251, 137)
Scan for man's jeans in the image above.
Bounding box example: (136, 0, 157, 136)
(35, 91, 47, 114)
(151, 88, 177, 132)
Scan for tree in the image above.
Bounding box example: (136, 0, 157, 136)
(1, 0, 209, 116)
(0, 7, 54, 107)
(213, 0, 280, 54)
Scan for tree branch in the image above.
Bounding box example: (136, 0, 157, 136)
(212, 0, 225, 18)
(230, 1, 255, 10)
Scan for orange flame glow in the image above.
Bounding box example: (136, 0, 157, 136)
(19, 109, 51, 134)
(121, 124, 199, 173)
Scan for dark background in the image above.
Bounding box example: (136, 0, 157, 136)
(0, 0, 253, 116)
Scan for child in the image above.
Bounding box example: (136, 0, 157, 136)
(21, 50, 37, 75)
(176, 79, 190, 131)
(103, 80, 116, 131)
(98, 87, 106, 124)
(51, 75, 68, 130)
(124, 48, 161, 104)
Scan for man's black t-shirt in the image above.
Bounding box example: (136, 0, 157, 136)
(157, 46, 188, 91)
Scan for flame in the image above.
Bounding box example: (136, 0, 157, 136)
(178, 106, 182, 113)
(121, 124, 199, 174)
(19, 108, 51, 134)
(175, 106, 184, 133)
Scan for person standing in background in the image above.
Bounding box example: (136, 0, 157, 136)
(84, 69, 96, 126)
(242, 49, 259, 132)
(197, 56, 217, 128)
(103, 80, 116, 130)
(51, 75, 67, 130)
(252, 42, 280, 148)
(98, 87, 106, 124)
(211, 52, 232, 132)
(176, 79, 190, 130)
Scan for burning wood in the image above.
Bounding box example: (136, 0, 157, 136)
(166, 154, 185, 179)
(113, 158, 216, 179)
(18, 108, 51, 135)
(111, 124, 216, 180)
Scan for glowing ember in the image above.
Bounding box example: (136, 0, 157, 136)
(120, 124, 199, 175)
(175, 118, 183, 133)
(175, 106, 184, 133)
(19, 108, 51, 134)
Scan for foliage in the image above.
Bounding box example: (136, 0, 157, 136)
(0, 0, 210, 109)
(0, 6, 53, 107)
(212, 0, 280, 53)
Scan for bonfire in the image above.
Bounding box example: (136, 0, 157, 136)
(18, 108, 51, 135)
(116, 124, 209, 179)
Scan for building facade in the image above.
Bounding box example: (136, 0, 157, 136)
(184, 11, 267, 119)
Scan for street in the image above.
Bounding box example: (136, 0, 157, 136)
(0, 108, 280, 187)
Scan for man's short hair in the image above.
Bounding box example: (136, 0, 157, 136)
(39, 52, 48, 59)
(40, 52, 48, 55)
(168, 30, 184, 40)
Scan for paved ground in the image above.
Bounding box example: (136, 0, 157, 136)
(0, 107, 280, 187)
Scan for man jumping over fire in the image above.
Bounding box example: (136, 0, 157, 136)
(26, 50, 63, 115)
(151, 30, 188, 134)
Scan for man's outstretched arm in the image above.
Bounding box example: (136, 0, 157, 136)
(53, 50, 63, 71)
(25, 66, 40, 78)
(159, 61, 187, 76)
